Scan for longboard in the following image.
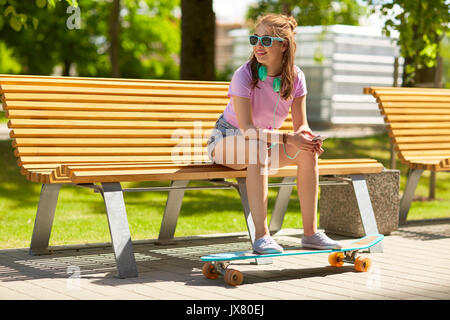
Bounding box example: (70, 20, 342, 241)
(201, 234, 384, 286)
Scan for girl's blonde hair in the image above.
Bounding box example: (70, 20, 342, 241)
(249, 14, 298, 100)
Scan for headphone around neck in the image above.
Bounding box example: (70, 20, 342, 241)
(258, 64, 281, 93)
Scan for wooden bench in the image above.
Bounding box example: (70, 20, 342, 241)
(364, 86, 450, 223)
(0, 74, 384, 278)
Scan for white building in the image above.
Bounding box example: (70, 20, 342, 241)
(229, 25, 403, 127)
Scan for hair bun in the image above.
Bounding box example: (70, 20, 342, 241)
(287, 16, 297, 31)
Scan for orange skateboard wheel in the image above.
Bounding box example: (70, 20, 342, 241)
(202, 262, 219, 279)
(328, 252, 345, 267)
(354, 256, 371, 272)
(224, 269, 243, 286)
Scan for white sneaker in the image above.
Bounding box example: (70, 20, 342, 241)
(253, 236, 284, 254)
(301, 232, 342, 250)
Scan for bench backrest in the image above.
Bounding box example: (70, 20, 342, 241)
(364, 86, 450, 171)
(0, 75, 295, 178)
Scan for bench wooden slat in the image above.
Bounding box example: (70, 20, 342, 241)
(0, 85, 229, 98)
(394, 136, 450, 143)
(3, 93, 230, 105)
(6, 110, 225, 121)
(12, 138, 208, 147)
(388, 122, 450, 129)
(3, 101, 229, 112)
(381, 102, 450, 108)
(18, 155, 211, 165)
(8, 119, 218, 129)
(8, 119, 293, 130)
(0, 74, 230, 86)
(390, 128, 450, 136)
(69, 162, 384, 184)
(7, 128, 217, 138)
(396, 143, 450, 150)
(14, 146, 208, 156)
(382, 108, 450, 115)
(386, 115, 450, 122)
(400, 150, 450, 156)
(377, 96, 450, 103)
(0, 79, 230, 91)
(364, 87, 450, 94)
(61, 158, 380, 173)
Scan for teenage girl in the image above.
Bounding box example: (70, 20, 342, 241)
(206, 14, 341, 254)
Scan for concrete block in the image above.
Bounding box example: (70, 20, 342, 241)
(319, 169, 400, 237)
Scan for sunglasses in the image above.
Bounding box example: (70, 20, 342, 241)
(249, 35, 284, 47)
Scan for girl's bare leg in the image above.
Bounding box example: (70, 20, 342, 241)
(268, 143, 319, 236)
(212, 136, 270, 239)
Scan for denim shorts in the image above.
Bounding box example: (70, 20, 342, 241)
(206, 113, 242, 163)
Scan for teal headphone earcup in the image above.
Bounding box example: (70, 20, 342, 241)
(258, 65, 267, 81)
(273, 77, 281, 93)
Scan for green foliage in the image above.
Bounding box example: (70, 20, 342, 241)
(0, 0, 180, 79)
(0, 0, 76, 31)
(365, 0, 450, 86)
(246, 0, 366, 26)
(0, 41, 20, 73)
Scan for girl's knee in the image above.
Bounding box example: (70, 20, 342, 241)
(297, 150, 318, 166)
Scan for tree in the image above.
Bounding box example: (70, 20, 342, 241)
(365, 0, 450, 87)
(180, 0, 215, 80)
(109, 0, 121, 77)
(246, 0, 366, 26)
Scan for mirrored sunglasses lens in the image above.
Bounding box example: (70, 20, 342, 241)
(261, 37, 272, 46)
(249, 36, 258, 45)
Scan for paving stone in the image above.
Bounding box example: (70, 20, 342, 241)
(0, 225, 449, 300)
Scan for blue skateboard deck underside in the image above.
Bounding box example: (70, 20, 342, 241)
(201, 234, 384, 262)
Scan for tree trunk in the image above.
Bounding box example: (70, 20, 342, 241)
(180, 0, 215, 80)
(281, 0, 292, 16)
(109, 0, 121, 78)
(62, 60, 72, 76)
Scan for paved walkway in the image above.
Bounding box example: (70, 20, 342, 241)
(0, 222, 449, 300)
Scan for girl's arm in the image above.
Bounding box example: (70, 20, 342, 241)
(290, 95, 311, 134)
(288, 94, 323, 154)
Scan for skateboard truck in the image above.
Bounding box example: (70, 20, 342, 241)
(202, 261, 244, 286)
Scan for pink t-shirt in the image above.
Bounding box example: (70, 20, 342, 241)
(223, 60, 307, 130)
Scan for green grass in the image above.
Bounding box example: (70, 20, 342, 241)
(0, 111, 7, 124)
(0, 134, 449, 249)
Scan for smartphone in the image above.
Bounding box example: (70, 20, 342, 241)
(312, 135, 328, 142)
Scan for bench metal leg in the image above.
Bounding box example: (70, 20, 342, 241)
(101, 182, 138, 278)
(399, 168, 423, 225)
(269, 176, 295, 235)
(236, 178, 272, 265)
(351, 175, 383, 253)
(29, 184, 62, 255)
(157, 180, 190, 244)
(351, 175, 382, 253)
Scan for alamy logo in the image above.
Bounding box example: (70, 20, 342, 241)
(66, 5, 81, 30)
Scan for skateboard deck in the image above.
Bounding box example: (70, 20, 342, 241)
(201, 234, 384, 286)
